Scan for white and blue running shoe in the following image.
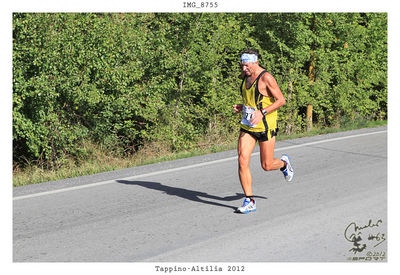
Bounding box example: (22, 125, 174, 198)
(280, 154, 294, 182)
(236, 198, 256, 214)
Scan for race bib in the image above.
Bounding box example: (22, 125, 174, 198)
(241, 105, 257, 127)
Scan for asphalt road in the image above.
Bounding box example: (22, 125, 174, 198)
(13, 126, 387, 262)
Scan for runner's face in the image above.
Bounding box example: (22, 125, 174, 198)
(241, 62, 257, 76)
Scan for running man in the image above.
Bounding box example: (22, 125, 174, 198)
(233, 49, 294, 214)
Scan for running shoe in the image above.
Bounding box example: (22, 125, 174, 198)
(280, 154, 294, 182)
(236, 198, 256, 213)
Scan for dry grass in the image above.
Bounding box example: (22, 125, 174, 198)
(12, 136, 237, 187)
(13, 119, 386, 187)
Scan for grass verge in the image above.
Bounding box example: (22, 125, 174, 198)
(13, 119, 387, 187)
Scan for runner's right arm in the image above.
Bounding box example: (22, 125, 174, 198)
(233, 104, 243, 114)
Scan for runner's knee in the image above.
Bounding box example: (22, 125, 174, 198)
(261, 161, 273, 171)
(238, 154, 251, 168)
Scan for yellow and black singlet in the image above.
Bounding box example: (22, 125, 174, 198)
(240, 70, 278, 140)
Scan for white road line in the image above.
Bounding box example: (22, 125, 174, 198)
(13, 130, 387, 201)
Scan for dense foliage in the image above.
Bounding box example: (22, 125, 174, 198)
(13, 13, 387, 168)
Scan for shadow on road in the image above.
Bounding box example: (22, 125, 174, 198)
(117, 180, 267, 211)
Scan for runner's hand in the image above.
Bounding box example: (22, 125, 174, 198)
(250, 110, 263, 125)
(233, 104, 243, 113)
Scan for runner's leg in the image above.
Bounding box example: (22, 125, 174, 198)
(237, 131, 257, 196)
(259, 136, 285, 171)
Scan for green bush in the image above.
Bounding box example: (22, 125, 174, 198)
(13, 13, 387, 169)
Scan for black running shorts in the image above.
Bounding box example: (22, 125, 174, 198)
(240, 128, 278, 142)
